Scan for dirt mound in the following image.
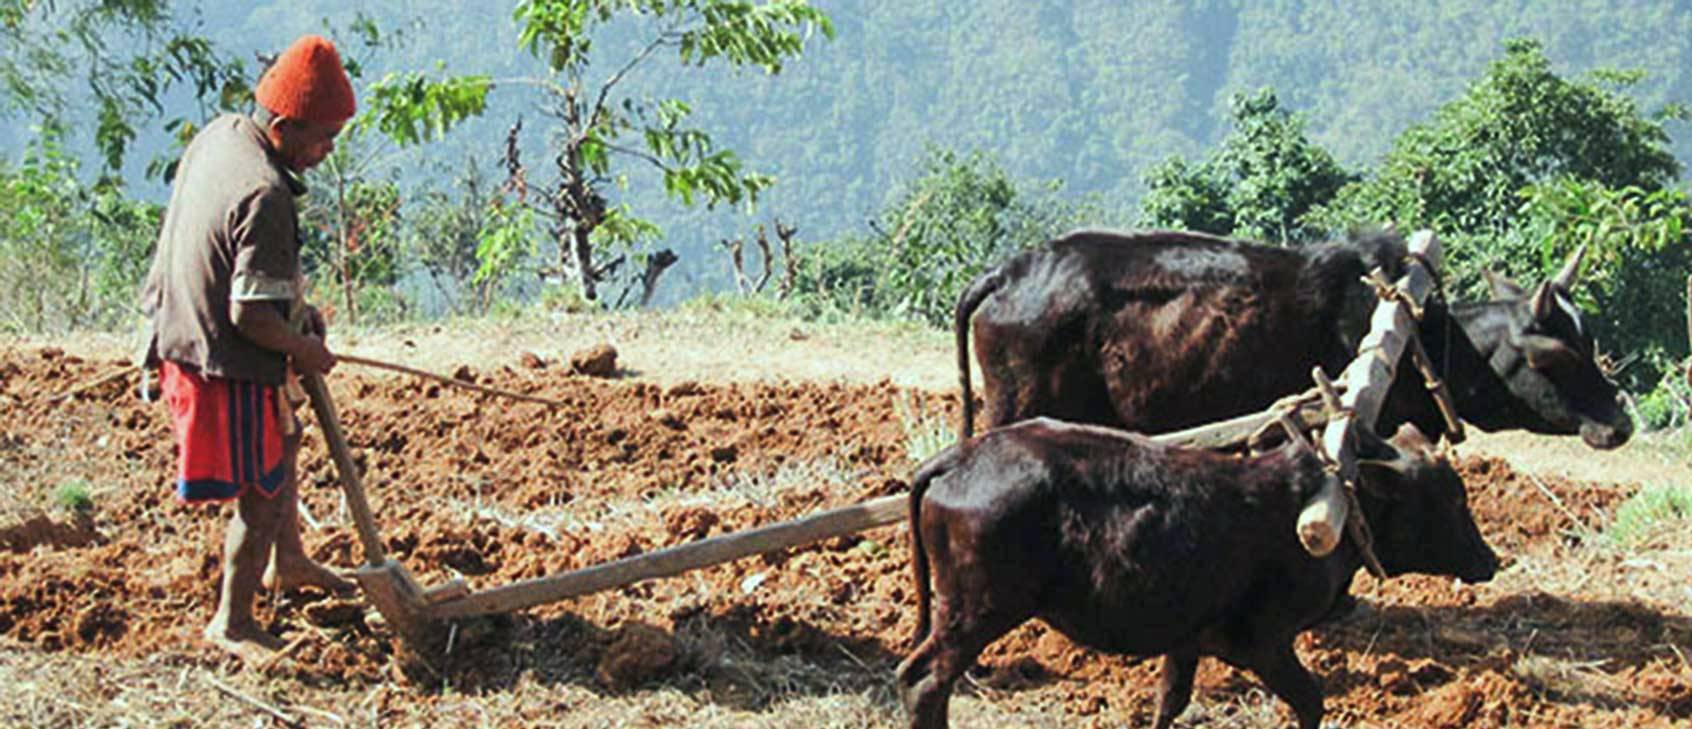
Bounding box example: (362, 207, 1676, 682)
(0, 346, 1686, 728)
(570, 343, 619, 377)
(0, 513, 104, 552)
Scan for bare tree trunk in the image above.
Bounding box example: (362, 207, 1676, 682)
(570, 225, 596, 301)
(775, 219, 798, 300)
(638, 249, 678, 307)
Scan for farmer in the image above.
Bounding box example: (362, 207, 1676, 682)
(138, 34, 355, 661)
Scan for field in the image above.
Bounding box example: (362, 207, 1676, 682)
(2, 307, 1689, 728)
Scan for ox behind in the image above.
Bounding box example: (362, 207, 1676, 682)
(955, 229, 1632, 449)
(897, 419, 1497, 729)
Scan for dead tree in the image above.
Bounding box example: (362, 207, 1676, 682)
(721, 219, 797, 297)
(774, 218, 798, 300)
(721, 228, 774, 296)
(638, 249, 679, 307)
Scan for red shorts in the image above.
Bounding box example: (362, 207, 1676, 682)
(160, 361, 291, 503)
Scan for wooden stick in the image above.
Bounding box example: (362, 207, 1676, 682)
(300, 373, 387, 566)
(431, 494, 908, 619)
(1405, 331, 1465, 443)
(1297, 230, 1441, 557)
(202, 674, 299, 727)
(428, 399, 1337, 621)
(337, 353, 571, 409)
(37, 364, 140, 404)
(1157, 395, 1331, 451)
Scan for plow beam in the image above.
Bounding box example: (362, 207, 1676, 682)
(429, 495, 907, 620)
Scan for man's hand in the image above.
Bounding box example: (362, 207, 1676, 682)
(290, 334, 336, 376)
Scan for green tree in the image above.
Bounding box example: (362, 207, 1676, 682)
(1315, 38, 1683, 242)
(0, 129, 161, 332)
(367, 0, 833, 303)
(795, 148, 1099, 325)
(1140, 89, 1352, 244)
(1, 0, 249, 179)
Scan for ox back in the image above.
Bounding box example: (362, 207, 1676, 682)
(896, 419, 1498, 729)
(955, 228, 1632, 449)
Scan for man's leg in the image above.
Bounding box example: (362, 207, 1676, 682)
(203, 481, 288, 659)
(263, 430, 354, 593)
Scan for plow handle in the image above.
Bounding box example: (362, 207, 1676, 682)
(300, 373, 388, 566)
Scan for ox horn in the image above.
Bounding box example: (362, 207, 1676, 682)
(1553, 243, 1587, 290)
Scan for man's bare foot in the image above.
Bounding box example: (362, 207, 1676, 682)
(202, 620, 286, 664)
(262, 557, 356, 594)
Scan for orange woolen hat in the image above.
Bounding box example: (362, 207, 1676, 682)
(253, 35, 356, 125)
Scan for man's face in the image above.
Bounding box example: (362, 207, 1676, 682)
(266, 117, 344, 172)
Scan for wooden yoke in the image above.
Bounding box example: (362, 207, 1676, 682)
(1296, 231, 1442, 557)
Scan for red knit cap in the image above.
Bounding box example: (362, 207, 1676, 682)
(254, 35, 356, 125)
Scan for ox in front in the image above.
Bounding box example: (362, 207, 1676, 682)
(896, 419, 1498, 729)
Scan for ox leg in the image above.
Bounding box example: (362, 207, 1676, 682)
(901, 615, 1022, 729)
(895, 632, 943, 716)
(1249, 643, 1323, 729)
(1152, 647, 1200, 729)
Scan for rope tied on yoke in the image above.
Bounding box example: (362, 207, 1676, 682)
(1280, 369, 1390, 580)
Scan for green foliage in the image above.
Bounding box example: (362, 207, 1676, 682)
(474, 202, 543, 294)
(793, 148, 1101, 326)
(52, 480, 94, 513)
(0, 128, 161, 333)
(1280, 38, 1691, 392)
(361, 71, 492, 147)
(1605, 484, 1692, 548)
(1316, 39, 1683, 238)
(1140, 89, 1353, 243)
(1, 0, 248, 179)
(1511, 179, 1692, 388)
(1631, 348, 1692, 432)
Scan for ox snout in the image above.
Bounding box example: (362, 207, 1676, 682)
(1580, 409, 1632, 450)
(1461, 543, 1500, 583)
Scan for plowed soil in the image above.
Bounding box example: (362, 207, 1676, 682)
(1, 343, 1688, 728)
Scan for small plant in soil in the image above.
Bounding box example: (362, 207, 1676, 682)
(52, 480, 93, 514)
(1605, 483, 1692, 548)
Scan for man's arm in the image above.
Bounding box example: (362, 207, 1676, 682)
(232, 300, 335, 375)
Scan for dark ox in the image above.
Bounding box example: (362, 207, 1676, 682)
(897, 420, 1498, 729)
(956, 229, 1632, 449)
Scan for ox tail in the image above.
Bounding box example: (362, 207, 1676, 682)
(955, 268, 1005, 440)
(907, 449, 954, 647)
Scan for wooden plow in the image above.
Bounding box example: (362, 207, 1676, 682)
(308, 231, 1453, 654)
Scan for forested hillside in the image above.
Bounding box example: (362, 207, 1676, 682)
(11, 1, 1692, 254)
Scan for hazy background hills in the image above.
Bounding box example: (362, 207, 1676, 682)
(8, 0, 1692, 292)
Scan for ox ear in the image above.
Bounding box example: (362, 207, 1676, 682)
(1516, 333, 1583, 372)
(1484, 269, 1527, 300)
(1355, 424, 1441, 500)
(1355, 457, 1409, 501)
